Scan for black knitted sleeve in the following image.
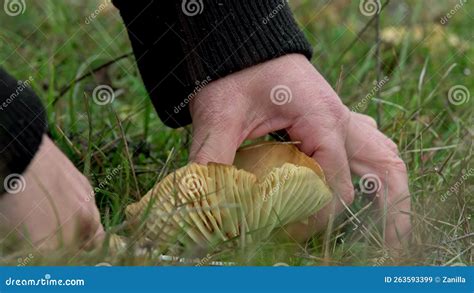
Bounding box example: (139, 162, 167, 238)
(113, 0, 312, 128)
(0, 68, 47, 194)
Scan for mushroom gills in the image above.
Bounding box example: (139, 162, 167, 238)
(125, 142, 332, 249)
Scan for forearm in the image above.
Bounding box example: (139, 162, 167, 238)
(0, 68, 46, 194)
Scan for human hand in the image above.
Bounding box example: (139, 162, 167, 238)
(189, 54, 410, 249)
(0, 136, 104, 250)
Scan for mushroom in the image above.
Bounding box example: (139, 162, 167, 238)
(125, 142, 332, 249)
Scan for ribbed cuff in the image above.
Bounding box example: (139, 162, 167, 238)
(177, 0, 313, 82)
(0, 68, 46, 194)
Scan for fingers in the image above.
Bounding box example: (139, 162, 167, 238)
(346, 113, 411, 249)
(189, 114, 245, 165)
(0, 136, 106, 250)
(289, 113, 354, 233)
(353, 112, 377, 129)
(187, 75, 257, 165)
(280, 135, 354, 240)
(313, 139, 355, 213)
(309, 138, 355, 232)
(38, 138, 105, 250)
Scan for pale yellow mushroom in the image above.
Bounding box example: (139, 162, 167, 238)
(125, 142, 332, 250)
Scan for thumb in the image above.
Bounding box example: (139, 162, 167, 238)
(189, 117, 244, 165)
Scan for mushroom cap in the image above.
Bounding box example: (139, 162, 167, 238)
(234, 141, 326, 180)
(126, 142, 332, 249)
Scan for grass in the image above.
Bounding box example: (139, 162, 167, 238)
(0, 0, 472, 266)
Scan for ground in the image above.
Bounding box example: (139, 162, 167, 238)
(0, 0, 472, 266)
